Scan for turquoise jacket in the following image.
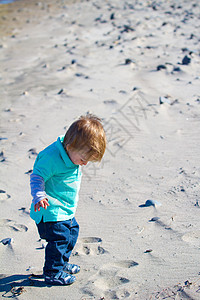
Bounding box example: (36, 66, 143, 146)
(30, 136, 82, 224)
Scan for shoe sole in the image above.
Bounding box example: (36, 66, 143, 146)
(45, 277, 76, 285)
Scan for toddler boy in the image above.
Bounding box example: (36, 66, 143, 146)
(30, 114, 106, 285)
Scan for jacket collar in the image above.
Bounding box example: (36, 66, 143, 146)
(56, 136, 77, 168)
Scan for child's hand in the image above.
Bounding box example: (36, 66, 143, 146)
(34, 198, 49, 212)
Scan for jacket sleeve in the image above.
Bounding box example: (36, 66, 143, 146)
(30, 173, 47, 205)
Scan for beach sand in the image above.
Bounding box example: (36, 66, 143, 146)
(0, 0, 200, 299)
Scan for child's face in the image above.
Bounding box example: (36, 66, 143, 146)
(66, 147, 89, 166)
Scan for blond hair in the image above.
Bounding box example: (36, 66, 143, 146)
(63, 114, 106, 162)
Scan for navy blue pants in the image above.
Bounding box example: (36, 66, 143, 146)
(36, 217, 79, 275)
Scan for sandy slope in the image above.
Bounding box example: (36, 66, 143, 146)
(0, 0, 200, 299)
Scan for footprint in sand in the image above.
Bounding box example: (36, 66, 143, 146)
(81, 237, 102, 243)
(93, 270, 130, 290)
(77, 237, 107, 256)
(93, 260, 139, 289)
(112, 260, 139, 269)
(0, 219, 28, 232)
(0, 190, 11, 202)
(182, 230, 200, 247)
(18, 207, 30, 216)
(82, 260, 138, 298)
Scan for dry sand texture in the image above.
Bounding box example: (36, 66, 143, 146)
(0, 0, 200, 299)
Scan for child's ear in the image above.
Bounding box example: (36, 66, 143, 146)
(64, 144, 70, 152)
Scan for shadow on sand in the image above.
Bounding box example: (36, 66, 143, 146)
(0, 273, 49, 297)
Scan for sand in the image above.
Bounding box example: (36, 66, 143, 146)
(0, 0, 200, 299)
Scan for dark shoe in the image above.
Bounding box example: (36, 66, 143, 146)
(63, 262, 80, 274)
(44, 270, 76, 285)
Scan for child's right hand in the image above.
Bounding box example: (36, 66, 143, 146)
(34, 198, 49, 212)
